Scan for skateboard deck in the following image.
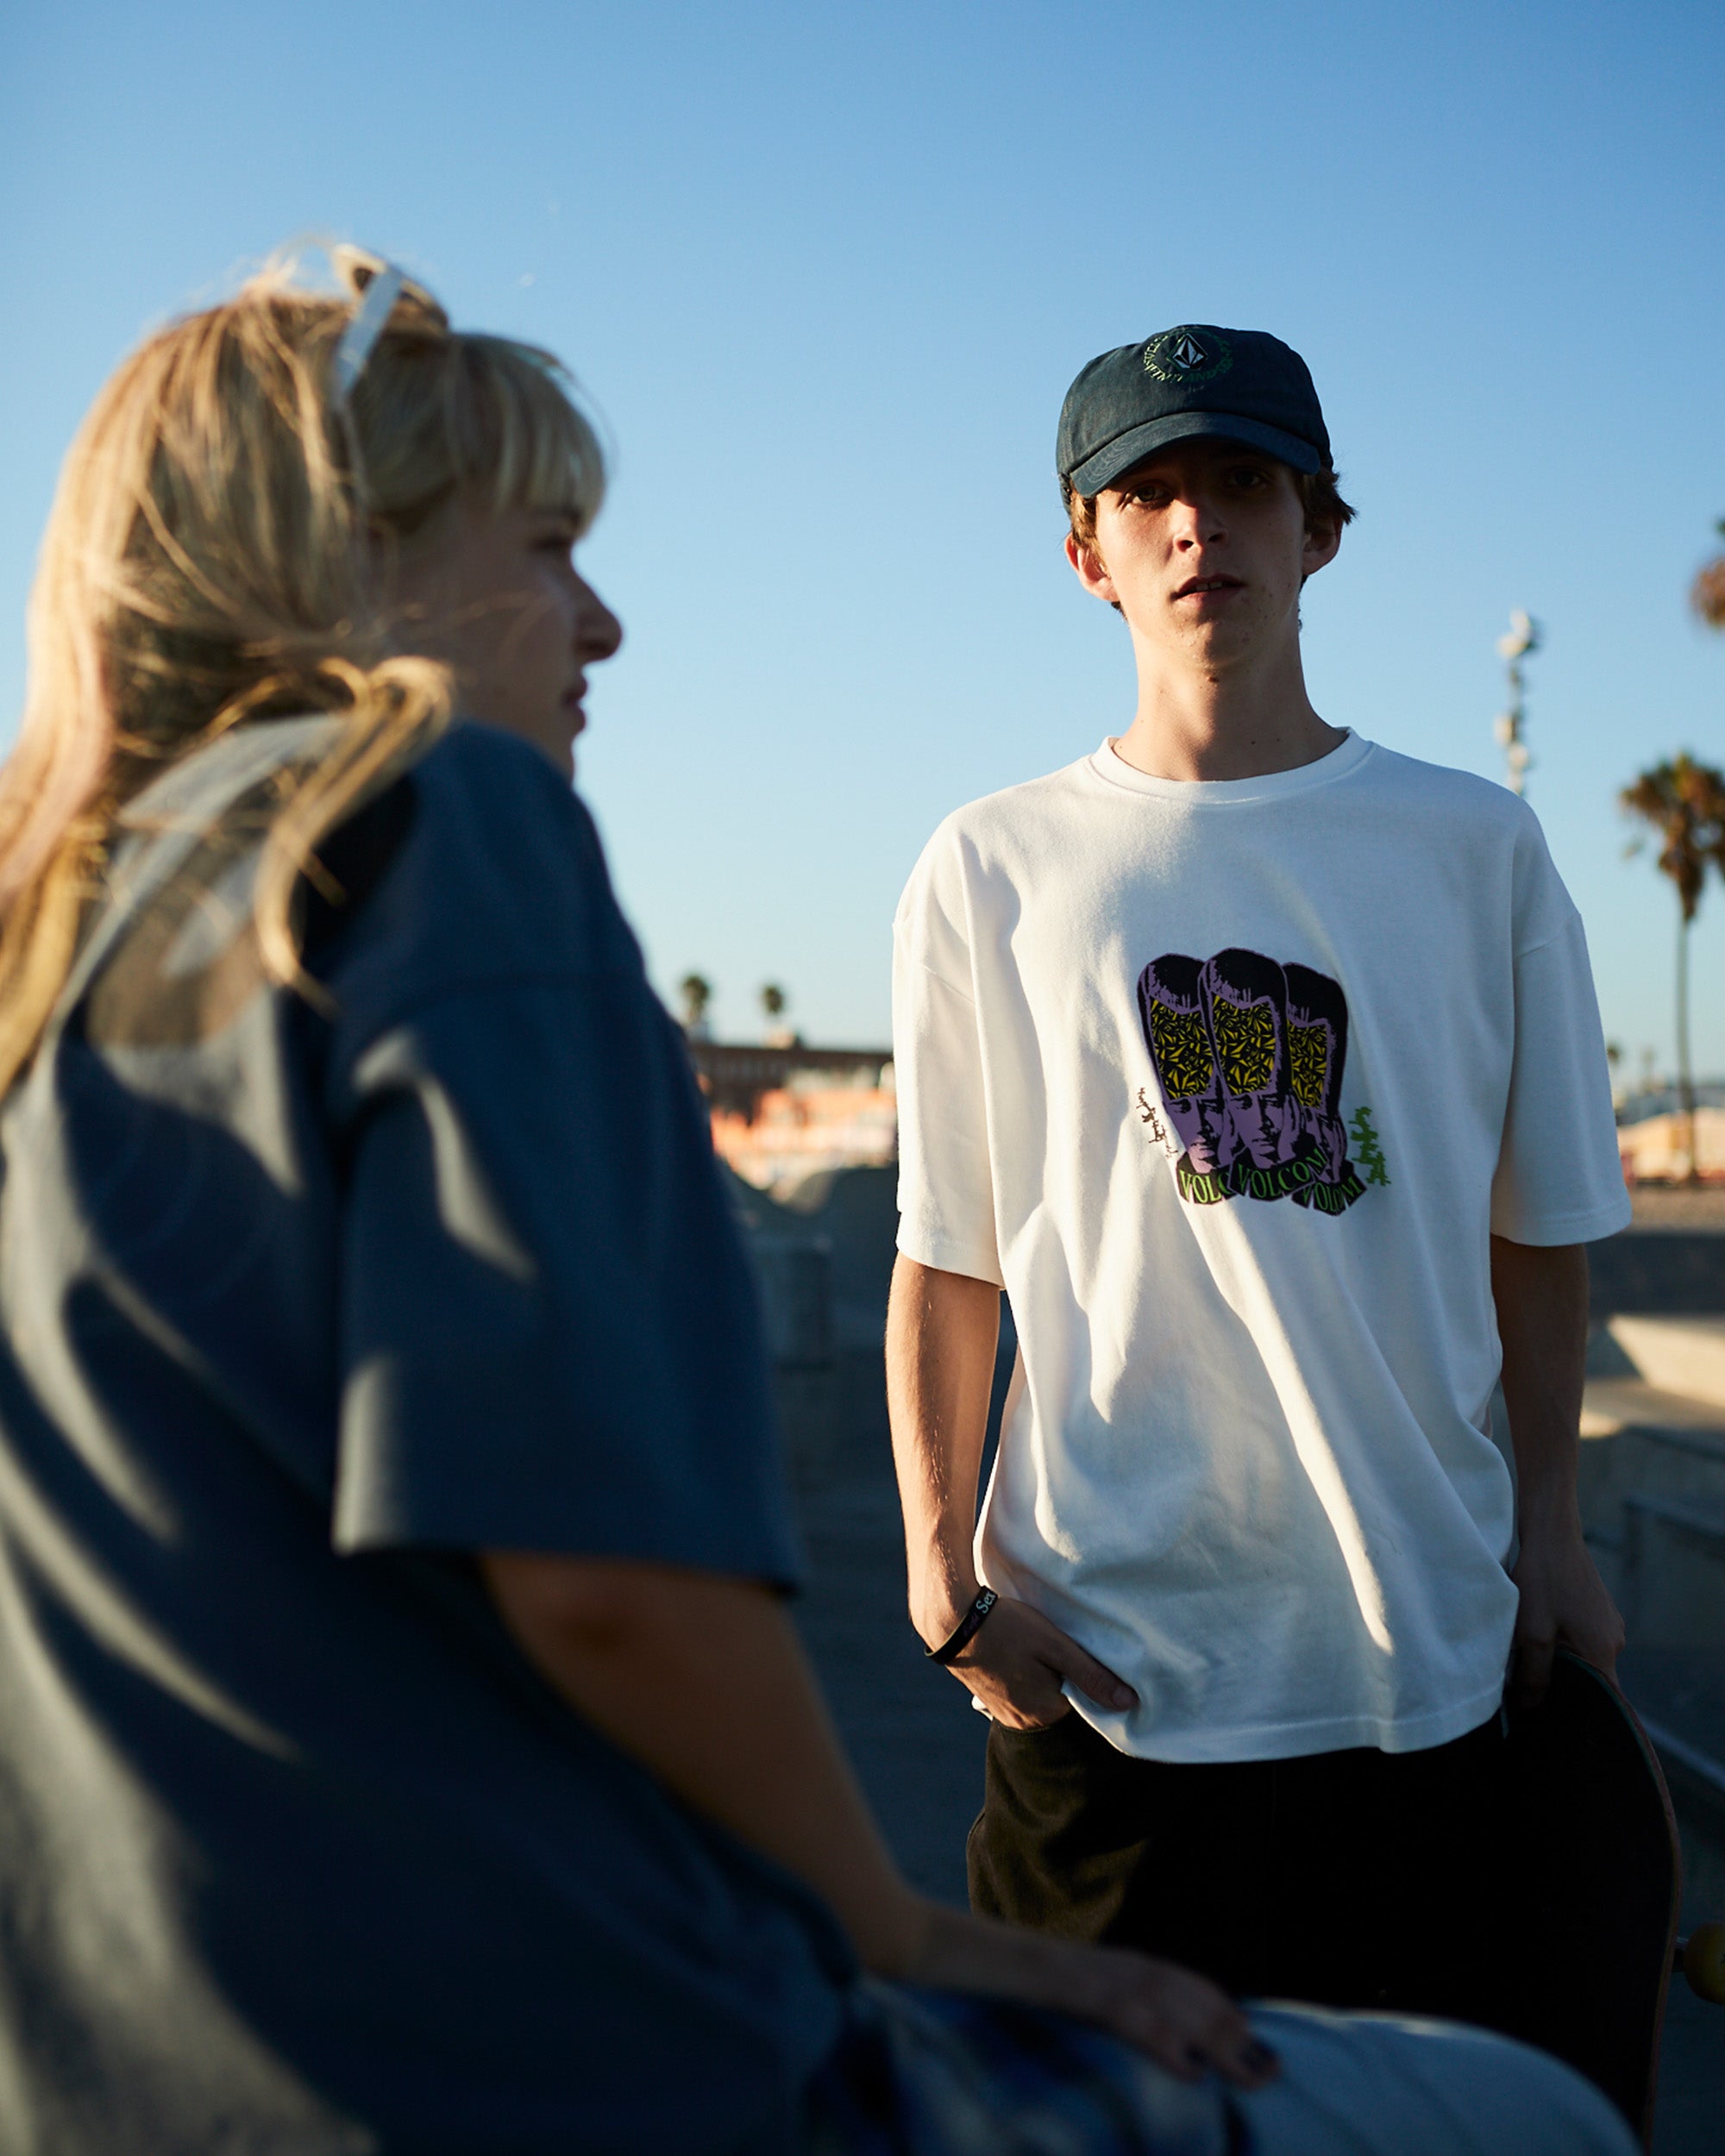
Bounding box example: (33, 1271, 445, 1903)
(1501, 1648, 1680, 2147)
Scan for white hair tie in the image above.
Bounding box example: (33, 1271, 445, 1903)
(330, 262, 408, 402)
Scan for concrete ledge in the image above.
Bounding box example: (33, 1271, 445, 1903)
(1642, 1715, 1725, 1843)
(1622, 1495, 1725, 1647)
(1587, 1227, 1725, 1319)
(752, 1235, 834, 1367)
(1619, 1645, 1725, 1852)
(1576, 1417, 1725, 1557)
(1581, 1378, 1725, 1440)
(1608, 1314, 1725, 1411)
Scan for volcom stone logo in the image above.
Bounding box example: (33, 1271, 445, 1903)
(1143, 328, 1233, 386)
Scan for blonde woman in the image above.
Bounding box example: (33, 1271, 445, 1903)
(0, 253, 1632, 2155)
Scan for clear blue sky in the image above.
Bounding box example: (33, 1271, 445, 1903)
(4, 1, 1723, 1070)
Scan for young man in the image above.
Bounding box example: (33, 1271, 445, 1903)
(887, 324, 1630, 2024)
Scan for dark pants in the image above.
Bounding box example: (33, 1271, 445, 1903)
(969, 1709, 1513, 2028)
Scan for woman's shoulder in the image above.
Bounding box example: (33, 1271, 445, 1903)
(314, 721, 646, 1040)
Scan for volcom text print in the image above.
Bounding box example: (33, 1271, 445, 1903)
(1136, 947, 1380, 1213)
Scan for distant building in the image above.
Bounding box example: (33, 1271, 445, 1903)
(684, 1039, 896, 1194)
(1619, 1107, 1725, 1184)
(1615, 1081, 1725, 1127)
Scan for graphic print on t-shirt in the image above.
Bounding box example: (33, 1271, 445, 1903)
(1136, 947, 1383, 1213)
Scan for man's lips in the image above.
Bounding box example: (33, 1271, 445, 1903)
(1172, 574, 1245, 599)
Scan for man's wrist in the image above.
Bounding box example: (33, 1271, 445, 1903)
(911, 1569, 982, 1649)
(925, 1589, 998, 1664)
(1515, 1488, 1584, 1544)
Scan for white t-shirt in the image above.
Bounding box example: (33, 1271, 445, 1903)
(893, 731, 1630, 1764)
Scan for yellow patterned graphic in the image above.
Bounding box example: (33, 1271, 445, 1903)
(1136, 947, 1377, 1219)
(1288, 1022, 1328, 1109)
(1212, 1001, 1276, 1096)
(1145, 1001, 1212, 1100)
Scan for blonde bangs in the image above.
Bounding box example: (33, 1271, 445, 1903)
(351, 325, 605, 541)
(460, 337, 606, 530)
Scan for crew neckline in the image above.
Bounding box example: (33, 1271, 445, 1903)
(1088, 728, 1371, 804)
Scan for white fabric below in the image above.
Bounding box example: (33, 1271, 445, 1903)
(1239, 2005, 1636, 2156)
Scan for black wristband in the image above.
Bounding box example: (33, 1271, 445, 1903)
(925, 1589, 998, 1665)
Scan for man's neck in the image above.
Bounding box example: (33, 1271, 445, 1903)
(1111, 636, 1346, 784)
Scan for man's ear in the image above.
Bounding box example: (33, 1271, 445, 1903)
(1065, 530, 1119, 606)
(1300, 515, 1343, 582)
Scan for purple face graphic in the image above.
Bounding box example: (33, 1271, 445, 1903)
(1199, 950, 1298, 1171)
(1136, 946, 1370, 1217)
(1283, 962, 1351, 1182)
(1137, 956, 1233, 1176)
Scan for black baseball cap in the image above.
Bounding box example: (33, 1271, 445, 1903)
(1057, 325, 1331, 498)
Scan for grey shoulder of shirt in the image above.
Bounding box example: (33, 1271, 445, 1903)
(320, 721, 645, 1029)
(406, 715, 581, 812)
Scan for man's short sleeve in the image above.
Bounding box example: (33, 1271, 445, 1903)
(331, 927, 799, 1585)
(1490, 824, 1632, 1245)
(893, 827, 1004, 1286)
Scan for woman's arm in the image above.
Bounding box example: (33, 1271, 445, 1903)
(479, 1552, 1274, 2087)
(481, 1553, 916, 1968)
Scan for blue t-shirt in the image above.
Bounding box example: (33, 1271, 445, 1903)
(0, 718, 851, 2153)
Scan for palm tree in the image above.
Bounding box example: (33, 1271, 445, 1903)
(1621, 756, 1725, 1181)
(759, 981, 800, 1048)
(678, 972, 713, 1037)
(1693, 518, 1725, 629)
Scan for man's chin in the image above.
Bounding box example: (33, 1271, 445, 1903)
(1182, 622, 1258, 662)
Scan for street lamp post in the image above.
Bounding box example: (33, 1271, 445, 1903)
(1493, 609, 1540, 797)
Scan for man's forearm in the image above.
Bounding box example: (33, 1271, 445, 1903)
(1490, 1235, 1589, 1526)
(1490, 1234, 1622, 1691)
(884, 1255, 1000, 1642)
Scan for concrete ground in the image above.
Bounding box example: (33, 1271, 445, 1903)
(1628, 1186, 1725, 1233)
(784, 1349, 985, 1904)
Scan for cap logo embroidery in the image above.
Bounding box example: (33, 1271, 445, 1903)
(1143, 328, 1233, 385)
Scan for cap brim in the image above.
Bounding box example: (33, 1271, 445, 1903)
(1067, 411, 1323, 495)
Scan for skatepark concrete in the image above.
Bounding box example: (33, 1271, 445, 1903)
(786, 1346, 985, 1905)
